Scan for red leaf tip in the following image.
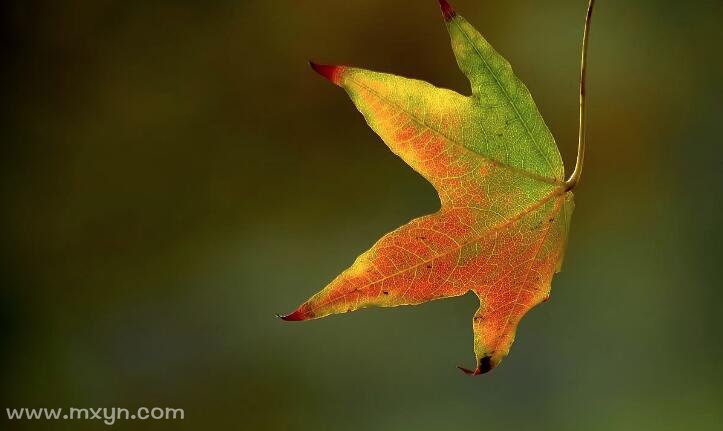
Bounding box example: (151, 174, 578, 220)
(438, 0, 456, 22)
(309, 61, 344, 86)
(457, 366, 479, 375)
(278, 309, 307, 321)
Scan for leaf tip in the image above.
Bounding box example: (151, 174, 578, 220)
(457, 365, 477, 375)
(309, 61, 344, 86)
(458, 356, 495, 376)
(278, 309, 308, 321)
(438, 0, 456, 22)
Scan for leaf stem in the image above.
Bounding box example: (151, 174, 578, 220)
(564, 0, 595, 191)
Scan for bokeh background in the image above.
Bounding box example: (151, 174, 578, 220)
(2, 0, 721, 429)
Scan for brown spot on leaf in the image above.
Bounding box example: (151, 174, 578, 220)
(479, 356, 493, 374)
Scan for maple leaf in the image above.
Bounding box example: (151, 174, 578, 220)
(281, 0, 594, 375)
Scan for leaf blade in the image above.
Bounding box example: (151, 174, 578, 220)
(284, 1, 576, 375)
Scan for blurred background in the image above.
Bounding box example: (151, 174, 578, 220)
(1, 0, 721, 429)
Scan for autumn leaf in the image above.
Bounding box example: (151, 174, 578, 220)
(281, 0, 593, 375)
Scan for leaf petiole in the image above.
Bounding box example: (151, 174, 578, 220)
(564, 0, 595, 191)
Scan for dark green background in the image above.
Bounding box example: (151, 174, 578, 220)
(2, 0, 721, 429)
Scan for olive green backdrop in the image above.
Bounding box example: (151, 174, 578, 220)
(2, 0, 721, 429)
